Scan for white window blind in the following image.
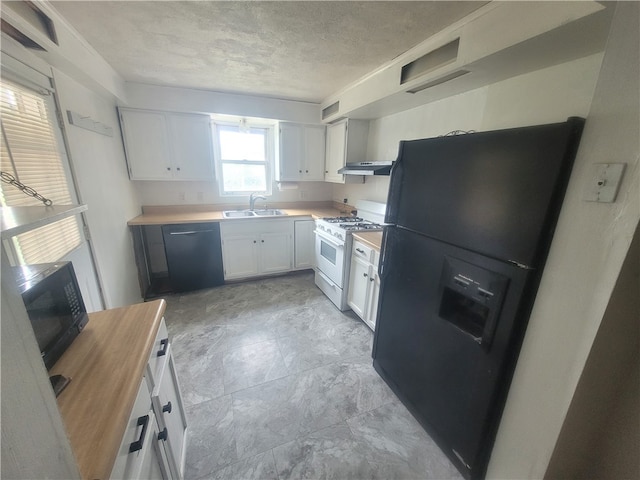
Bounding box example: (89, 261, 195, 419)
(1, 78, 81, 264)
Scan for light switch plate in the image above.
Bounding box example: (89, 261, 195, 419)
(583, 163, 626, 203)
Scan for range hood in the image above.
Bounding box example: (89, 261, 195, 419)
(338, 161, 393, 176)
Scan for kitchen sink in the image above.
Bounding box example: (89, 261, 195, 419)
(223, 210, 256, 218)
(253, 209, 287, 216)
(222, 209, 288, 218)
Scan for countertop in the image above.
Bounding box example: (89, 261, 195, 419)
(353, 231, 383, 251)
(50, 299, 166, 480)
(127, 202, 352, 226)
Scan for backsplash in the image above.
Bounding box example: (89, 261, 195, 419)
(134, 179, 333, 206)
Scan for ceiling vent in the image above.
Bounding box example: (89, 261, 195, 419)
(400, 38, 460, 85)
(406, 69, 470, 94)
(1, 19, 45, 50)
(1, 1, 57, 50)
(322, 101, 340, 120)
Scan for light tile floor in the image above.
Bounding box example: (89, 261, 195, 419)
(163, 271, 462, 480)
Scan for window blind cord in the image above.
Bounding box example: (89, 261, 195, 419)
(0, 171, 53, 206)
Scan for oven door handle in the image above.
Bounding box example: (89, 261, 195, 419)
(314, 230, 344, 249)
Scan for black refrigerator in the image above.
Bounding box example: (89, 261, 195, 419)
(372, 118, 584, 480)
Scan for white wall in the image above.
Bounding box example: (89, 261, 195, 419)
(123, 82, 322, 123)
(122, 82, 334, 207)
(334, 52, 604, 206)
(53, 69, 143, 308)
(545, 224, 639, 479)
(134, 179, 333, 207)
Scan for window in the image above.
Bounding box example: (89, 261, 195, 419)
(213, 119, 274, 196)
(0, 78, 82, 264)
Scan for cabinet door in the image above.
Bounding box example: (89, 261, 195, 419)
(324, 120, 347, 183)
(348, 256, 370, 319)
(279, 123, 303, 181)
(167, 113, 214, 181)
(364, 271, 380, 331)
(260, 231, 292, 274)
(139, 419, 171, 480)
(221, 234, 259, 280)
(302, 125, 326, 181)
(152, 352, 187, 480)
(294, 219, 315, 269)
(120, 109, 172, 180)
(112, 385, 170, 480)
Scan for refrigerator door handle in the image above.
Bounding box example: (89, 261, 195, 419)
(385, 142, 404, 224)
(378, 228, 390, 278)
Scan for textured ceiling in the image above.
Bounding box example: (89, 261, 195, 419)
(52, 1, 486, 103)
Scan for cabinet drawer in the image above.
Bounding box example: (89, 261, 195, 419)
(146, 318, 169, 390)
(352, 240, 374, 263)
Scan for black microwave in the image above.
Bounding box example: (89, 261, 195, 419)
(13, 262, 89, 370)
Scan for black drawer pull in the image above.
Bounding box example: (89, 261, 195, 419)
(158, 427, 168, 442)
(129, 415, 149, 453)
(162, 401, 172, 414)
(157, 338, 168, 357)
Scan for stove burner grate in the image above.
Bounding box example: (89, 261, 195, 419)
(322, 216, 363, 223)
(341, 223, 384, 231)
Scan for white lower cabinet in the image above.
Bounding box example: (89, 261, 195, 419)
(112, 384, 171, 480)
(220, 234, 260, 279)
(348, 255, 371, 320)
(220, 219, 293, 280)
(141, 425, 172, 480)
(294, 219, 315, 269)
(347, 240, 380, 331)
(260, 231, 293, 274)
(111, 317, 187, 480)
(151, 348, 187, 480)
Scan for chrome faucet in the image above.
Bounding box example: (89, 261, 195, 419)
(249, 193, 266, 211)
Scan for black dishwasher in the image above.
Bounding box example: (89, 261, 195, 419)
(162, 223, 224, 292)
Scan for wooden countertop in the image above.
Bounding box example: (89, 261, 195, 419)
(353, 231, 383, 251)
(50, 300, 166, 480)
(127, 204, 350, 226)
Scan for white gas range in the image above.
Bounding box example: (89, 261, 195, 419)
(314, 200, 386, 311)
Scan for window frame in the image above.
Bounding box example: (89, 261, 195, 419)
(1, 76, 83, 265)
(212, 118, 275, 197)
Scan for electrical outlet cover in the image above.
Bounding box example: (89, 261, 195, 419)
(583, 163, 625, 203)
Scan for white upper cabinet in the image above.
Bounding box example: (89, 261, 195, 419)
(277, 123, 325, 182)
(324, 119, 368, 184)
(119, 109, 172, 180)
(119, 108, 214, 181)
(166, 113, 215, 180)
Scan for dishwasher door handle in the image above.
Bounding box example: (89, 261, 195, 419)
(168, 230, 213, 235)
